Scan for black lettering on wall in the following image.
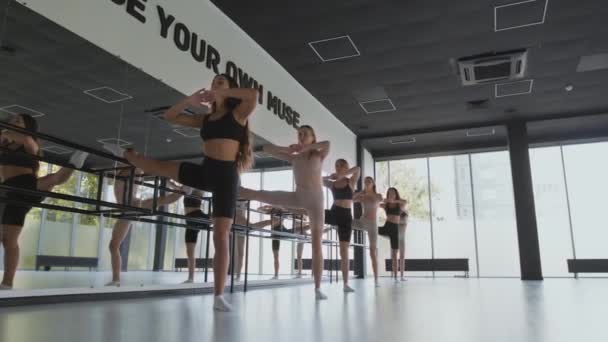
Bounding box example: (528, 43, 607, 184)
(151, 5, 303, 130)
(126, 0, 147, 23)
(255, 83, 264, 105)
(206, 45, 220, 74)
(284, 106, 293, 125)
(267, 91, 279, 115)
(111, 0, 126, 4)
(173, 23, 190, 51)
(225, 61, 238, 80)
(238, 69, 255, 88)
(157, 6, 175, 39)
(292, 111, 300, 128)
(278, 99, 286, 120)
(190, 33, 207, 62)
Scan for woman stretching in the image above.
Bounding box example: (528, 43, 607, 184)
(0, 113, 89, 289)
(107, 168, 184, 287)
(379, 187, 407, 282)
(323, 159, 360, 293)
(239, 125, 330, 300)
(398, 207, 409, 281)
(352, 176, 382, 287)
(104, 74, 257, 311)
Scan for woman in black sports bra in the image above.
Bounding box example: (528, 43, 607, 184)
(0, 114, 89, 289)
(379, 187, 407, 281)
(323, 159, 360, 293)
(103, 74, 257, 311)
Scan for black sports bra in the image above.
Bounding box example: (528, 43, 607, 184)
(384, 203, 401, 216)
(199, 112, 247, 143)
(183, 195, 202, 208)
(0, 143, 38, 170)
(331, 180, 353, 200)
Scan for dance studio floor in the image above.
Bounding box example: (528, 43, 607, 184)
(1, 278, 605, 342)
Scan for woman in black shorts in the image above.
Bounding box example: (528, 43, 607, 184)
(104, 74, 257, 311)
(323, 159, 360, 293)
(1, 114, 88, 289)
(379, 187, 407, 282)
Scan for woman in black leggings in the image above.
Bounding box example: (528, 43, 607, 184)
(104, 74, 257, 311)
(379, 187, 407, 282)
(323, 159, 360, 293)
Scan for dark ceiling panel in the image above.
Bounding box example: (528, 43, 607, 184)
(212, 0, 608, 157)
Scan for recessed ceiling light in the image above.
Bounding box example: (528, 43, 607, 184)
(389, 137, 416, 145)
(466, 128, 496, 137)
(564, 84, 574, 92)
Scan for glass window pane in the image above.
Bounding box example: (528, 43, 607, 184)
(39, 164, 76, 256)
(387, 158, 432, 277)
(529, 147, 574, 277)
(240, 171, 261, 274)
(429, 155, 477, 277)
(73, 172, 100, 258)
(471, 151, 519, 277)
(261, 170, 293, 276)
(563, 142, 608, 276)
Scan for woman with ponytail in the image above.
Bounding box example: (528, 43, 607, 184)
(103, 74, 257, 311)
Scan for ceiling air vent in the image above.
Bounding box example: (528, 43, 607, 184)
(457, 49, 527, 86)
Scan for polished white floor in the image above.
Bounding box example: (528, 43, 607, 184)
(1, 278, 605, 342)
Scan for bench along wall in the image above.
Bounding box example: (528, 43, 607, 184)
(24, 0, 357, 172)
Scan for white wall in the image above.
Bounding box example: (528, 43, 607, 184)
(362, 148, 375, 180)
(24, 0, 356, 172)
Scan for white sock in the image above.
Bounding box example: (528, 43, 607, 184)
(105, 280, 120, 287)
(68, 151, 89, 169)
(315, 288, 327, 300)
(235, 275, 241, 282)
(0, 284, 12, 290)
(182, 279, 194, 284)
(213, 295, 233, 312)
(343, 285, 355, 293)
(102, 143, 126, 158)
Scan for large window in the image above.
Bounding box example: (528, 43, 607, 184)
(261, 169, 293, 275)
(471, 152, 519, 277)
(562, 142, 608, 276)
(375, 150, 519, 277)
(429, 155, 477, 277)
(529, 147, 574, 277)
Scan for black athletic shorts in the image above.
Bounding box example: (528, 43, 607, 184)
(0, 174, 43, 226)
(184, 210, 210, 243)
(379, 221, 399, 250)
(325, 205, 353, 242)
(178, 157, 238, 218)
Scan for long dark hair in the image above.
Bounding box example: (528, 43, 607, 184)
(364, 176, 377, 194)
(298, 125, 317, 159)
(18, 113, 40, 173)
(386, 187, 401, 208)
(212, 73, 253, 172)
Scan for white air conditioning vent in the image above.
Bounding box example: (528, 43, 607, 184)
(458, 50, 528, 86)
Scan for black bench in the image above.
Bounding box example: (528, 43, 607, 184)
(567, 259, 608, 273)
(36, 255, 98, 271)
(294, 259, 354, 271)
(385, 258, 469, 276)
(174, 258, 213, 271)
